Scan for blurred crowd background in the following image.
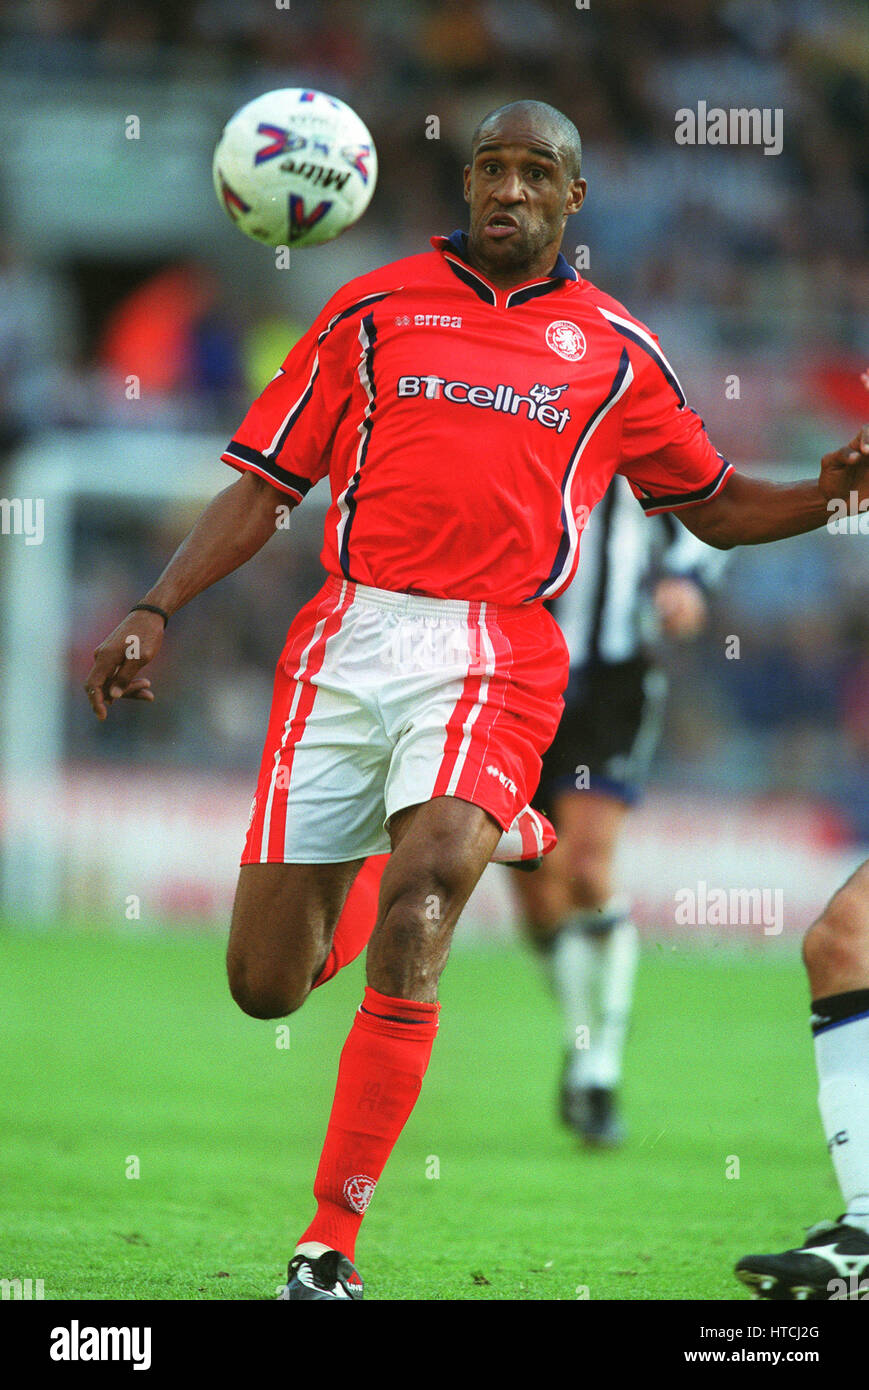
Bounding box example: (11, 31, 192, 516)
(2, 0, 868, 839)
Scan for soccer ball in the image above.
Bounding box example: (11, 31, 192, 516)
(212, 88, 378, 248)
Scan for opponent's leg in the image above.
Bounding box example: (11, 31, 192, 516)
(736, 860, 869, 1299)
(285, 796, 501, 1298)
(805, 864, 869, 1238)
(226, 858, 364, 1019)
(513, 789, 637, 1145)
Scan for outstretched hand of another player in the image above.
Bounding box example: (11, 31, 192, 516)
(84, 611, 164, 720)
(653, 576, 707, 640)
(818, 424, 869, 510)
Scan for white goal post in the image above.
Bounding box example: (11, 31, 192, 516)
(0, 430, 241, 917)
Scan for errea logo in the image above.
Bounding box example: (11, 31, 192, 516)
(394, 314, 463, 327)
(486, 764, 518, 796)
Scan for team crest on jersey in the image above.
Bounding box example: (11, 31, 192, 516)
(343, 1174, 376, 1213)
(546, 320, 586, 362)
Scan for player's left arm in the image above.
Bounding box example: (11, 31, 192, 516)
(677, 426, 869, 549)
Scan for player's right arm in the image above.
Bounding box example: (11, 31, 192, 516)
(84, 471, 288, 720)
(86, 278, 363, 721)
(86, 269, 398, 721)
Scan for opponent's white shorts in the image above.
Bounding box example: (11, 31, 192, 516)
(242, 575, 568, 864)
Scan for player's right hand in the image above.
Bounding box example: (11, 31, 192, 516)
(84, 611, 165, 721)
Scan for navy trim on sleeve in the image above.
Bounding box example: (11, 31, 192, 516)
(223, 440, 313, 498)
(636, 459, 734, 515)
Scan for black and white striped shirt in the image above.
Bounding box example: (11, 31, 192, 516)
(551, 474, 728, 668)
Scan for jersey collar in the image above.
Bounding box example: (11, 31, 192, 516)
(432, 229, 578, 308)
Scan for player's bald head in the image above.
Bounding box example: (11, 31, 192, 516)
(471, 101, 582, 179)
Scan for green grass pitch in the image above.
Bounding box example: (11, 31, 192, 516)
(0, 923, 832, 1301)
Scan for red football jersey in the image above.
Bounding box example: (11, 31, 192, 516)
(222, 231, 732, 605)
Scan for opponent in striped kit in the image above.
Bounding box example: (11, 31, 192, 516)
(511, 478, 728, 1147)
(85, 98, 869, 1301)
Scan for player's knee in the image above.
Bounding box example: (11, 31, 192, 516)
(380, 890, 450, 956)
(226, 957, 309, 1019)
(566, 847, 611, 909)
(371, 880, 455, 994)
(803, 884, 869, 979)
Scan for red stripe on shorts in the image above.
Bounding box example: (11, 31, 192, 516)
(449, 609, 514, 806)
(250, 581, 356, 862)
(431, 601, 485, 800)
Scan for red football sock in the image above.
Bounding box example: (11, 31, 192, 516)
(312, 855, 388, 989)
(298, 986, 440, 1260)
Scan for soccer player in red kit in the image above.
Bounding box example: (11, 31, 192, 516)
(86, 100, 869, 1300)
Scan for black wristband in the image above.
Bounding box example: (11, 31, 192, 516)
(130, 603, 169, 628)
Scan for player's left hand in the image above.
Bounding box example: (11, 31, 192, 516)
(654, 576, 707, 639)
(818, 424, 869, 509)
